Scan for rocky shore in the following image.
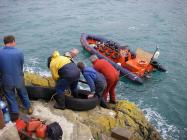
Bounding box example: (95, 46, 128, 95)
(0, 72, 163, 140)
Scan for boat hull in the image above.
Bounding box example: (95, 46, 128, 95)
(80, 33, 144, 84)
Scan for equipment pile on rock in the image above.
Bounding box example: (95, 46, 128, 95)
(16, 116, 63, 140)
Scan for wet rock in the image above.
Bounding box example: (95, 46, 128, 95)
(24, 72, 55, 87)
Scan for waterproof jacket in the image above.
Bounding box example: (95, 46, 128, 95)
(82, 67, 106, 92)
(0, 46, 24, 87)
(50, 51, 80, 82)
(93, 59, 119, 81)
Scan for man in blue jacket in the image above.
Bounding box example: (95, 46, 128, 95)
(77, 62, 109, 109)
(0, 35, 32, 121)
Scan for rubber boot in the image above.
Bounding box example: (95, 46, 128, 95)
(100, 98, 110, 109)
(109, 96, 116, 104)
(54, 94, 65, 110)
(10, 112, 19, 122)
(109, 100, 116, 104)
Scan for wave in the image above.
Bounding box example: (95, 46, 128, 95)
(24, 58, 51, 76)
(142, 107, 180, 140)
(24, 66, 50, 76)
(128, 26, 136, 30)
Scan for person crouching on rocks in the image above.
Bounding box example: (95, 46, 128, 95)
(47, 51, 80, 110)
(77, 62, 109, 109)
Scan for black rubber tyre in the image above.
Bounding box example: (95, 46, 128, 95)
(65, 94, 98, 111)
(26, 85, 55, 100)
(26, 86, 98, 111)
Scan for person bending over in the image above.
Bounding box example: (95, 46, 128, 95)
(77, 62, 109, 109)
(0, 35, 32, 121)
(48, 51, 80, 110)
(90, 55, 119, 104)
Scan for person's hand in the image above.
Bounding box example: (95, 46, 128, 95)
(88, 92, 95, 98)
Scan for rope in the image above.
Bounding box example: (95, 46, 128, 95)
(49, 93, 56, 103)
(49, 89, 71, 103)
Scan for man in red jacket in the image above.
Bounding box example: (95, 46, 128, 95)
(90, 55, 119, 104)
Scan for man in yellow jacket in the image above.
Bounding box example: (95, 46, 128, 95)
(48, 51, 80, 109)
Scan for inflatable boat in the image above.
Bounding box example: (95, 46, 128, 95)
(80, 33, 166, 84)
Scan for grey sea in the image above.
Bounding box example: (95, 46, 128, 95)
(0, 0, 187, 139)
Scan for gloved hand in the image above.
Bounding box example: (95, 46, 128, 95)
(88, 92, 95, 98)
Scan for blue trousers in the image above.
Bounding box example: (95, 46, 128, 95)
(2, 86, 31, 113)
(95, 85, 107, 107)
(56, 78, 78, 97)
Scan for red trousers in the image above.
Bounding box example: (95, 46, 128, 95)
(103, 77, 119, 102)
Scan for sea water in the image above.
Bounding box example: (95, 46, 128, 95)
(0, 0, 187, 139)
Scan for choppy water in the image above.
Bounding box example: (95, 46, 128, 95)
(0, 0, 187, 139)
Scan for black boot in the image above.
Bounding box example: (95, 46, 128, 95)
(54, 94, 66, 110)
(10, 112, 19, 122)
(100, 98, 110, 109)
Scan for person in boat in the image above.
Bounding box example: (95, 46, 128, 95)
(119, 48, 132, 65)
(64, 48, 79, 63)
(0, 35, 32, 121)
(47, 51, 80, 110)
(89, 55, 119, 104)
(77, 62, 109, 109)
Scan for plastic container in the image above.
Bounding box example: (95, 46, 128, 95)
(36, 124, 47, 138)
(16, 119, 26, 132)
(0, 100, 11, 123)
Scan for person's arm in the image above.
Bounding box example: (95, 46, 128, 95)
(20, 52, 24, 71)
(83, 73, 95, 93)
(50, 65, 59, 81)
